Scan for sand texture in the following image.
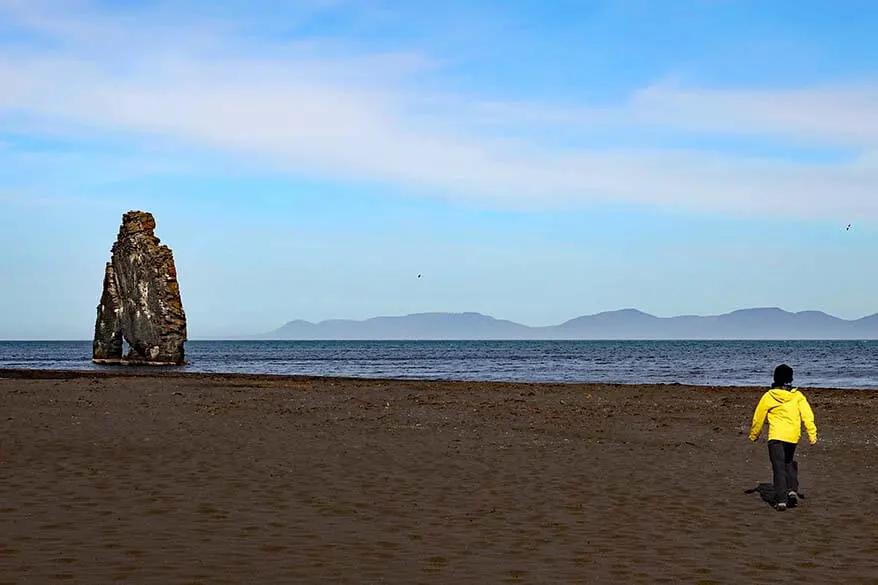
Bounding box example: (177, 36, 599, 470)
(2, 369, 878, 584)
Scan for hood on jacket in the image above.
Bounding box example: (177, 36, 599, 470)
(768, 388, 798, 403)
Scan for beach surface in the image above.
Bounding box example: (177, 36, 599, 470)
(2, 369, 877, 584)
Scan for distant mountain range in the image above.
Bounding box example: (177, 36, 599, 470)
(262, 308, 878, 340)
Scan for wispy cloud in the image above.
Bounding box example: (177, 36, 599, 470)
(630, 83, 878, 148)
(461, 81, 878, 151)
(0, 188, 92, 207)
(1, 0, 876, 221)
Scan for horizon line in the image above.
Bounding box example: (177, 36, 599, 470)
(3, 338, 878, 343)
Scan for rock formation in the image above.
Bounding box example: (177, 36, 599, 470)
(93, 211, 187, 365)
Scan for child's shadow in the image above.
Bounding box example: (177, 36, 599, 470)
(744, 483, 806, 506)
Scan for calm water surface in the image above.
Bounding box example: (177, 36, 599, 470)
(1, 340, 876, 389)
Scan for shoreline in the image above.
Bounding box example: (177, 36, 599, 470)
(0, 366, 872, 392)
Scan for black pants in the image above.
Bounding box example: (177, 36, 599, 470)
(768, 440, 799, 504)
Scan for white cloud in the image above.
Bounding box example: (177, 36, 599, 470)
(630, 83, 878, 148)
(1, 0, 877, 221)
(462, 82, 878, 149)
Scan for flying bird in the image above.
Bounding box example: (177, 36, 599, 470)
(417, 274, 422, 278)
(846, 224, 853, 231)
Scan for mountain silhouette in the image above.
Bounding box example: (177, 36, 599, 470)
(262, 308, 878, 340)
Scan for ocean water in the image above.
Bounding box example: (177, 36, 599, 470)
(1, 340, 876, 389)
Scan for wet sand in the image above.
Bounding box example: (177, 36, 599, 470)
(2, 369, 877, 584)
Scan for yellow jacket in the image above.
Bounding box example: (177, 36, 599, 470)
(749, 387, 818, 443)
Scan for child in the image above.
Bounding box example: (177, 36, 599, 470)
(748, 364, 818, 511)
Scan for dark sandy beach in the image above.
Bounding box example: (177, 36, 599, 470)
(2, 369, 877, 584)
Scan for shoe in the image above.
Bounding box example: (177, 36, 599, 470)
(775, 501, 787, 511)
(787, 491, 799, 508)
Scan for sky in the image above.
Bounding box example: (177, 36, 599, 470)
(2, 0, 878, 339)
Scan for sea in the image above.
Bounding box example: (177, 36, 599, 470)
(1, 340, 876, 389)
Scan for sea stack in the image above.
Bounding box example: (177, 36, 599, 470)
(93, 211, 187, 365)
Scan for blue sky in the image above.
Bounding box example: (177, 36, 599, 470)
(1, 0, 877, 339)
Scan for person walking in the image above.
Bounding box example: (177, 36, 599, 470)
(749, 364, 818, 511)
